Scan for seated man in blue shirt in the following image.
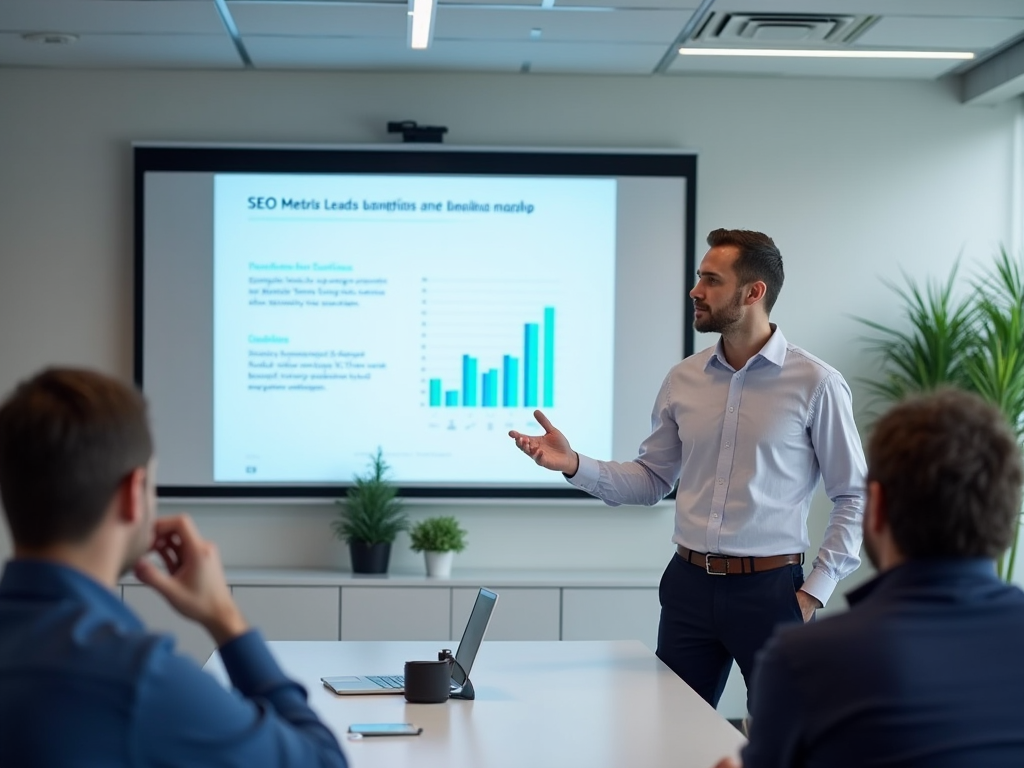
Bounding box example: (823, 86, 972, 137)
(0, 367, 348, 768)
(714, 387, 1024, 768)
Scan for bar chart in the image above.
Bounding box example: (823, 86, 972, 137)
(427, 306, 556, 409)
(211, 170, 617, 484)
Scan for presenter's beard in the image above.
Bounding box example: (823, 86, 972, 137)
(693, 290, 744, 334)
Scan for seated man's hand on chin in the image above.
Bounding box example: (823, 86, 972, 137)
(134, 514, 249, 646)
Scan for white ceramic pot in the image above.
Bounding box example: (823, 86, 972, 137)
(424, 550, 455, 578)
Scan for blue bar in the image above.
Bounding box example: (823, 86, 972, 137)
(429, 379, 442, 407)
(445, 390, 459, 407)
(482, 369, 499, 407)
(481, 371, 491, 407)
(463, 355, 478, 407)
(524, 324, 539, 408)
(503, 355, 519, 407)
(543, 307, 555, 408)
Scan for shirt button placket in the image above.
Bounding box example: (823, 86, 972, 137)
(708, 371, 744, 551)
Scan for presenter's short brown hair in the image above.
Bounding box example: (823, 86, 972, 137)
(706, 228, 784, 313)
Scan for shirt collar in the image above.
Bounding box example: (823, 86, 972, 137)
(846, 558, 1003, 608)
(706, 323, 787, 372)
(0, 558, 143, 631)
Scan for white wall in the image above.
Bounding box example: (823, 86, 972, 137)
(0, 68, 1020, 585)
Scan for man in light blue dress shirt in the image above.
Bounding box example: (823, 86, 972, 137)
(0, 368, 348, 767)
(511, 228, 866, 709)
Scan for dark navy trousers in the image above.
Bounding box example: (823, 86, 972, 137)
(655, 551, 806, 709)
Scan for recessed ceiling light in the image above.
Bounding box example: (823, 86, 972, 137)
(408, 0, 436, 50)
(21, 32, 79, 45)
(677, 47, 974, 60)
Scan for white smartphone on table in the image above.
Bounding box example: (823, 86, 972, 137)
(348, 723, 422, 737)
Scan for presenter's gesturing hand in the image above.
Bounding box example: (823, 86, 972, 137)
(509, 409, 580, 477)
(134, 514, 250, 646)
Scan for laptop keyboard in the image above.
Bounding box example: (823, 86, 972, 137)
(367, 675, 405, 689)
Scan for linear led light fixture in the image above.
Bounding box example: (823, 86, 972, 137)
(408, 0, 436, 50)
(678, 47, 975, 60)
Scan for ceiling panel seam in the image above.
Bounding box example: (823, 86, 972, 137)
(652, 0, 714, 75)
(215, 0, 254, 67)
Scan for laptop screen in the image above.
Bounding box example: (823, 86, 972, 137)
(453, 588, 498, 685)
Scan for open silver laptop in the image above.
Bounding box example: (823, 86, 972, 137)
(321, 587, 498, 695)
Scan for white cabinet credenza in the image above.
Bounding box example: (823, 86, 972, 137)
(120, 569, 663, 664)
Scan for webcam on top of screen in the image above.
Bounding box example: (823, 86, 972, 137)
(387, 120, 448, 143)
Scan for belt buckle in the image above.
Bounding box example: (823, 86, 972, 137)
(705, 553, 729, 576)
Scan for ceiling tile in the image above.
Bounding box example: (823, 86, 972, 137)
(857, 16, 1024, 50)
(245, 35, 663, 73)
(555, 0, 697, 11)
(710, 0, 1024, 19)
(435, 8, 691, 44)
(0, 31, 243, 68)
(440, 0, 542, 7)
(232, 3, 405, 37)
(0, 1, 226, 35)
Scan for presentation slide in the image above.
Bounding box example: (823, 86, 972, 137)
(136, 145, 693, 497)
(211, 174, 615, 483)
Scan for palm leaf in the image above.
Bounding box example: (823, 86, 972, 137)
(854, 262, 973, 413)
(858, 250, 1024, 581)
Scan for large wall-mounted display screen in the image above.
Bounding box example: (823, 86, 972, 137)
(135, 145, 696, 498)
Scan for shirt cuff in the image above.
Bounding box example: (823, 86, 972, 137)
(565, 453, 601, 491)
(218, 629, 293, 696)
(801, 567, 838, 607)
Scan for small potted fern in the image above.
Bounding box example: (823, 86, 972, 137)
(409, 515, 467, 578)
(332, 448, 408, 574)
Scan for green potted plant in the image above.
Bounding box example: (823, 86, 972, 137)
(857, 248, 1024, 580)
(409, 515, 467, 578)
(332, 448, 408, 574)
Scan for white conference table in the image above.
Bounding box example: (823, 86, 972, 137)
(205, 640, 746, 768)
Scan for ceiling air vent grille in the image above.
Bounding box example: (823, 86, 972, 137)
(691, 12, 879, 46)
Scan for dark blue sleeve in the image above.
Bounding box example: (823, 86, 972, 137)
(131, 630, 347, 768)
(740, 633, 804, 768)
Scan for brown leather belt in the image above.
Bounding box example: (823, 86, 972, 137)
(676, 544, 804, 576)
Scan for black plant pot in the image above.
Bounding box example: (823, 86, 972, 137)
(349, 541, 392, 574)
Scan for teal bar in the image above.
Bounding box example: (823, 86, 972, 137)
(482, 369, 499, 407)
(429, 379, 442, 407)
(463, 355, 478, 407)
(481, 371, 492, 407)
(503, 355, 519, 407)
(524, 323, 539, 407)
(489, 369, 499, 406)
(543, 306, 555, 408)
(445, 390, 459, 407)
